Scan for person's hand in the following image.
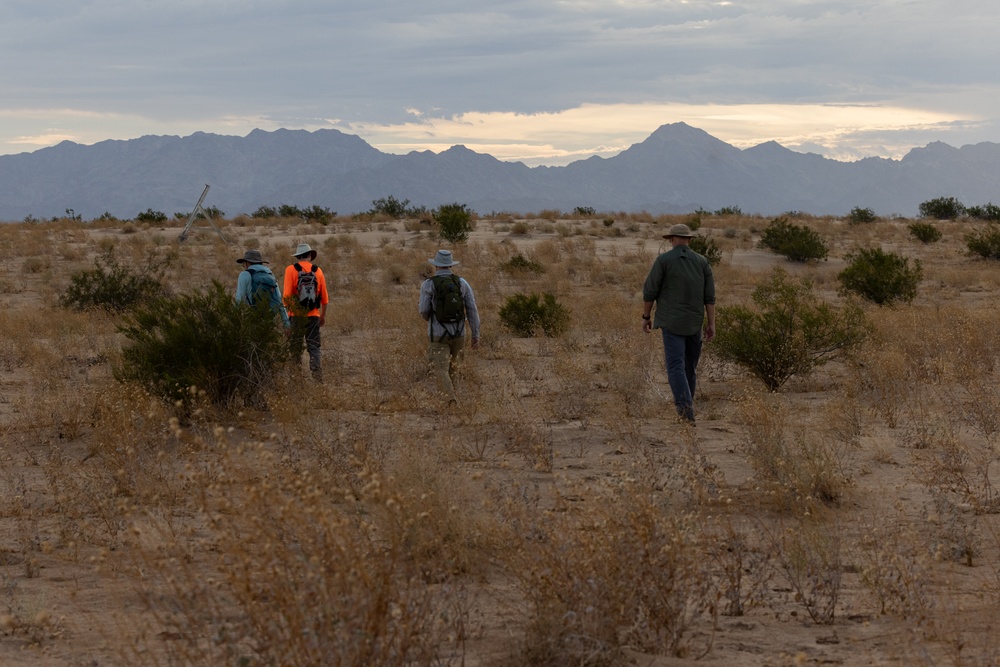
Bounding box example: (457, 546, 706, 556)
(704, 323, 716, 342)
(319, 316, 326, 327)
(642, 318, 652, 334)
(471, 337, 480, 350)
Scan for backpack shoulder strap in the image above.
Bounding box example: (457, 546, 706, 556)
(294, 262, 303, 272)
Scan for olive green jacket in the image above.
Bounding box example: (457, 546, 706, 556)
(642, 245, 716, 335)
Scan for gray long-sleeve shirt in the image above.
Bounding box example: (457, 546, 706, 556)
(418, 269, 481, 340)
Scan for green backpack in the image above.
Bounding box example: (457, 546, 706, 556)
(431, 274, 465, 324)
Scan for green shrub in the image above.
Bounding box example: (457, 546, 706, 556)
(758, 217, 829, 262)
(965, 224, 1000, 259)
(434, 202, 474, 243)
(499, 253, 545, 274)
(965, 203, 1000, 222)
(715, 206, 742, 216)
(498, 292, 570, 337)
(688, 235, 723, 266)
(838, 248, 922, 305)
(574, 206, 596, 217)
(907, 221, 942, 244)
(919, 196, 965, 220)
(61, 249, 169, 313)
(134, 208, 168, 223)
(251, 205, 278, 219)
(847, 207, 877, 225)
(116, 282, 288, 407)
(712, 268, 869, 391)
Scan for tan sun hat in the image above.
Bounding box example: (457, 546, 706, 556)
(662, 223, 696, 239)
(292, 243, 317, 260)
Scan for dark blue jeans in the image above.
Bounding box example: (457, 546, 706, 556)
(661, 329, 703, 421)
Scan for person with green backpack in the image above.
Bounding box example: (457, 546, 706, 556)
(418, 249, 481, 404)
(235, 249, 290, 328)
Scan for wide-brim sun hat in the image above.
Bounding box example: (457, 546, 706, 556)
(236, 249, 268, 264)
(662, 223, 696, 239)
(428, 249, 459, 267)
(292, 243, 317, 260)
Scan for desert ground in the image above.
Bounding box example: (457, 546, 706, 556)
(1, 210, 999, 666)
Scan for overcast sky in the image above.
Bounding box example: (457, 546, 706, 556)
(3, 0, 999, 166)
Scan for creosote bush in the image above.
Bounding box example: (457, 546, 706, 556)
(847, 206, 877, 224)
(758, 217, 828, 262)
(689, 235, 723, 266)
(60, 249, 169, 313)
(434, 202, 475, 243)
(838, 247, 922, 305)
(498, 292, 570, 337)
(116, 282, 288, 407)
(712, 268, 869, 390)
(908, 221, 942, 244)
(499, 252, 545, 274)
(919, 196, 965, 220)
(965, 223, 1000, 259)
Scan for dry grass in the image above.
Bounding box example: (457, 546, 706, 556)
(0, 214, 999, 665)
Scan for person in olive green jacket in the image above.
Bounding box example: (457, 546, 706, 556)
(641, 224, 716, 424)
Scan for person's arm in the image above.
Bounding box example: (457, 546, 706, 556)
(704, 303, 716, 342)
(418, 280, 433, 322)
(642, 300, 654, 334)
(462, 279, 481, 348)
(235, 271, 252, 304)
(318, 269, 330, 326)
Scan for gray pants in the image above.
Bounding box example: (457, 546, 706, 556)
(290, 316, 322, 381)
(427, 336, 466, 402)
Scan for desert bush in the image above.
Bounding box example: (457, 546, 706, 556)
(965, 224, 1000, 259)
(60, 249, 169, 313)
(511, 483, 716, 663)
(966, 202, 1000, 222)
(758, 217, 828, 262)
(116, 282, 288, 407)
(498, 292, 570, 337)
(688, 235, 723, 266)
(434, 202, 474, 243)
(908, 221, 942, 244)
(919, 196, 965, 220)
(134, 208, 167, 223)
(574, 205, 596, 216)
(715, 206, 742, 216)
(499, 253, 545, 274)
(838, 247, 922, 305)
(136, 449, 463, 666)
(712, 268, 869, 390)
(847, 206, 877, 224)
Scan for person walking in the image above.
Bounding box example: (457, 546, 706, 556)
(418, 249, 481, 403)
(234, 249, 290, 328)
(283, 243, 329, 382)
(642, 223, 716, 424)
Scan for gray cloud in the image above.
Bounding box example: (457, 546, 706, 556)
(2, 0, 1000, 159)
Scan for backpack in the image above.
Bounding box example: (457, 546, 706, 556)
(431, 274, 465, 324)
(294, 262, 321, 310)
(245, 265, 284, 314)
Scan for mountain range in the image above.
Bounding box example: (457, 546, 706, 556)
(2, 122, 999, 221)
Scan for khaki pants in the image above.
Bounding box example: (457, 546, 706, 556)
(427, 336, 466, 402)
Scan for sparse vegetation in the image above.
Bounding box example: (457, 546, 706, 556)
(712, 268, 869, 390)
(116, 282, 288, 407)
(758, 216, 829, 262)
(838, 247, 922, 305)
(965, 223, 1000, 259)
(433, 202, 474, 243)
(3, 210, 1000, 666)
(847, 206, 877, 224)
(60, 248, 170, 312)
(498, 292, 571, 337)
(919, 196, 965, 220)
(908, 221, 942, 243)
